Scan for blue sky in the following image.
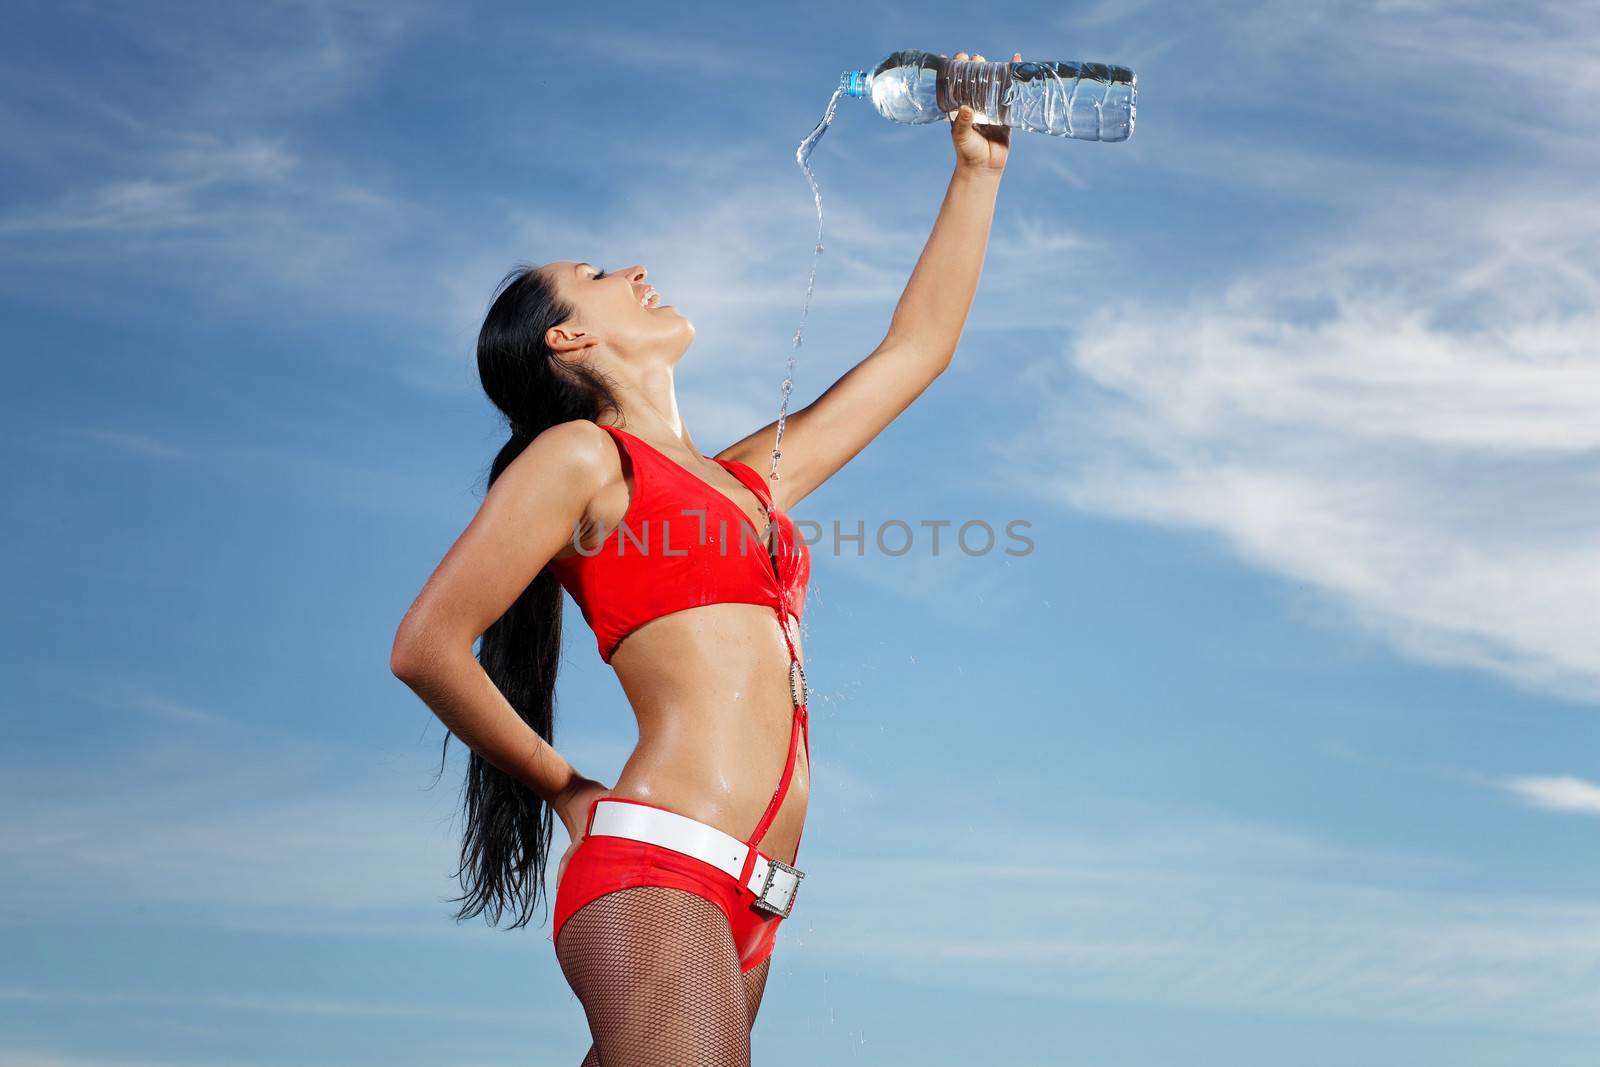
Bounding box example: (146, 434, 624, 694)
(3, 1, 1598, 1064)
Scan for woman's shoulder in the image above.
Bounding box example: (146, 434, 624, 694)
(535, 417, 610, 447)
(520, 419, 618, 475)
(514, 420, 629, 563)
(499, 420, 618, 519)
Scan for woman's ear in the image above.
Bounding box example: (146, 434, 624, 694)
(545, 323, 597, 360)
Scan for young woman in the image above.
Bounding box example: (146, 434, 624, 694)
(390, 50, 1015, 1066)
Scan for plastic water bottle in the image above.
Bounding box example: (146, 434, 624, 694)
(841, 48, 1137, 142)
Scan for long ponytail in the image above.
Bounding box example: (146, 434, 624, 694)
(441, 264, 620, 929)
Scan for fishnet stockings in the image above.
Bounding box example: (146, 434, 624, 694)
(559, 885, 776, 1067)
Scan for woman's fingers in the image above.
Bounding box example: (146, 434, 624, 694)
(955, 50, 1024, 62)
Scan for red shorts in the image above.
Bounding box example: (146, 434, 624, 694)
(551, 798, 787, 974)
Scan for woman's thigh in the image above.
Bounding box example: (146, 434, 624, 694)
(741, 954, 773, 1025)
(556, 884, 752, 1066)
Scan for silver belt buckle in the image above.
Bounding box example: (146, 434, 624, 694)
(752, 857, 804, 917)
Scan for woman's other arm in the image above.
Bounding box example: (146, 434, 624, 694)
(389, 419, 611, 813)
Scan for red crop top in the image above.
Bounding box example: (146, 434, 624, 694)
(547, 424, 811, 663)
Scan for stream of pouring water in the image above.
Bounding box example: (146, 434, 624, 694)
(765, 83, 847, 484)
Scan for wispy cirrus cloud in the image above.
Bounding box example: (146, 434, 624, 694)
(1005, 182, 1600, 703)
(0, 137, 302, 236)
(989, 0, 1600, 704)
(63, 429, 189, 462)
(14, 708, 1596, 1037)
(0, 692, 634, 934)
(1498, 774, 1600, 815)
(0, 2, 423, 330)
(795, 811, 1600, 1033)
(0, 985, 509, 1022)
(0, 1053, 191, 1067)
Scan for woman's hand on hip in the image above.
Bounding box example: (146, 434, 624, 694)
(555, 833, 588, 894)
(551, 775, 611, 891)
(950, 51, 1020, 175)
(551, 774, 612, 844)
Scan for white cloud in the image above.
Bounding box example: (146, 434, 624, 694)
(0, 137, 301, 236)
(6, 689, 1592, 1037)
(5, 0, 1595, 710)
(0, 1053, 187, 1067)
(0, 3, 422, 330)
(1499, 774, 1600, 815)
(65, 429, 189, 462)
(988, 0, 1600, 705)
(1005, 180, 1600, 702)
(421, 144, 924, 394)
(789, 812, 1600, 1033)
(0, 985, 507, 1022)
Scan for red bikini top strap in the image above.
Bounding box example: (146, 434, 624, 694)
(716, 456, 773, 509)
(596, 422, 647, 467)
(593, 422, 656, 492)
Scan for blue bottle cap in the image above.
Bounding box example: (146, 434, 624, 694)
(840, 71, 870, 98)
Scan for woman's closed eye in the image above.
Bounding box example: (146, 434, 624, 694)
(592, 268, 608, 280)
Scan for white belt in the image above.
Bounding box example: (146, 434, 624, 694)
(588, 799, 805, 918)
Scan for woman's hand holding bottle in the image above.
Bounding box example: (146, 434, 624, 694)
(950, 50, 1021, 174)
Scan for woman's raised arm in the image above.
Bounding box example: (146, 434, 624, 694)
(716, 52, 1016, 510)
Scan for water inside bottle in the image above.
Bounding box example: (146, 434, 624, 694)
(765, 82, 846, 484)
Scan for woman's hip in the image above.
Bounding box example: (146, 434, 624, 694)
(551, 798, 803, 968)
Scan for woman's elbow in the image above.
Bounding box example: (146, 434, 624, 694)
(389, 639, 422, 682)
(389, 617, 439, 682)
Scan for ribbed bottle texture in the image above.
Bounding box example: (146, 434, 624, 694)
(842, 48, 1136, 142)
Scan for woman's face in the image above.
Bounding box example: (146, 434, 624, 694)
(538, 259, 694, 365)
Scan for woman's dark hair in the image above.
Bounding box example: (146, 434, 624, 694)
(439, 263, 621, 929)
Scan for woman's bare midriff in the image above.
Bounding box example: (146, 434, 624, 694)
(550, 432, 810, 865)
(600, 601, 809, 868)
